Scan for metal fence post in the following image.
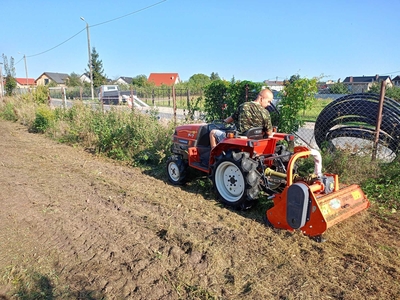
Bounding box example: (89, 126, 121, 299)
(62, 87, 66, 109)
(187, 88, 190, 108)
(130, 86, 134, 112)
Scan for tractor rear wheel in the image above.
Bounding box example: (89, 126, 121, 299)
(166, 155, 187, 185)
(211, 150, 261, 209)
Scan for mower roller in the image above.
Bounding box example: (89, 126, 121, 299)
(166, 122, 370, 240)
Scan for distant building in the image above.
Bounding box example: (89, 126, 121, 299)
(342, 75, 392, 92)
(115, 76, 133, 85)
(80, 73, 91, 83)
(15, 77, 36, 88)
(148, 73, 180, 86)
(392, 75, 400, 87)
(264, 80, 284, 92)
(36, 72, 69, 87)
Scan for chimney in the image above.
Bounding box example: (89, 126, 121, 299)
(349, 76, 353, 83)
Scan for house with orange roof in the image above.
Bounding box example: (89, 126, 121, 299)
(148, 73, 180, 86)
(15, 77, 36, 88)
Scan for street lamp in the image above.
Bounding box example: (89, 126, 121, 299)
(80, 16, 94, 100)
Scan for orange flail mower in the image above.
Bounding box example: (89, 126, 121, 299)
(265, 149, 370, 241)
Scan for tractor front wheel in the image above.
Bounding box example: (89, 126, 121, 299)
(166, 155, 187, 185)
(211, 150, 261, 209)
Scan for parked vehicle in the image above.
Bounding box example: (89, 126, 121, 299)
(99, 85, 121, 105)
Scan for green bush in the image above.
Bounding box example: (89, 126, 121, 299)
(50, 103, 173, 164)
(362, 159, 400, 210)
(30, 105, 55, 133)
(32, 86, 50, 104)
(0, 101, 18, 121)
(88, 108, 173, 164)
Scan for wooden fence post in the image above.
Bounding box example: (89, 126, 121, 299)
(173, 85, 176, 125)
(372, 81, 386, 161)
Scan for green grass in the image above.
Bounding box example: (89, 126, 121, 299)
(299, 98, 332, 122)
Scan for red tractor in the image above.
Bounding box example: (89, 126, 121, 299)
(166, 122, 370, 239)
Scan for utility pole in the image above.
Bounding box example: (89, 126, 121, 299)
(80, 17, 94, 100)
(18, 52, 29, 90)
(23, 54, 28, 86)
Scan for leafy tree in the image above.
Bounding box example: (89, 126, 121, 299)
(369, 82, 400, 101)
(203, 79, 263, 121)
(386, 86, 400, 101)
(203, 75, 318, 134)
(203, 80, 230, 121)
(66, 72, 82, 87)
(277, 75, 318, 133)
(329, 82, 349, 94)
(188, 73, 211, 92)
(224, 80, 263, 117)
(2, 54, 17, 96)
(210, 72, 220, 81)
(132, 74, 149, 87)
(87, 47, 107, 88)
(288, 74, 300, 84)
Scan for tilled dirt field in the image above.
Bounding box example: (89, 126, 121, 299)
(0, 119, 399, 299)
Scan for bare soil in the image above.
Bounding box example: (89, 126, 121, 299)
(0, 119, 399, 300)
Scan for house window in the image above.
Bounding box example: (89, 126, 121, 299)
(44, 79, 49, 85)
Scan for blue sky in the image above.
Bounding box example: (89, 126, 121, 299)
(1, 0, 400, 82)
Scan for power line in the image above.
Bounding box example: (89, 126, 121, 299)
(27, 29, 85, 58)
(15, 57, 24, 66)
(24, 0, 167, 58)
(380, 70, 400, 76)
(92, 0, 166, 27)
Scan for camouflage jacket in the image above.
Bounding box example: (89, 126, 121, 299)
(231, 101, 272, 135)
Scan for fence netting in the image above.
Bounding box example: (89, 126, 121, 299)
(34, 85, 400, 161)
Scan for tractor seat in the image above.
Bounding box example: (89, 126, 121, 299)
(245, 127, 265, 140)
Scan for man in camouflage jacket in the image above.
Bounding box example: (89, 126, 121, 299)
(210, 88, 274, 148)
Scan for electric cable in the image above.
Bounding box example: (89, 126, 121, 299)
(23, 0, 167, 58)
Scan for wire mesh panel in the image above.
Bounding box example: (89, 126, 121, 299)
(314, 93, 400, 161)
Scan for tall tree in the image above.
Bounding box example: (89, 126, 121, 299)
(87, 47, 107, 88)
(2, 54, 17, 96)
